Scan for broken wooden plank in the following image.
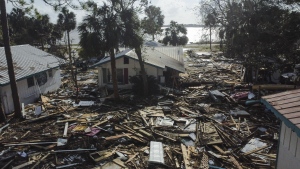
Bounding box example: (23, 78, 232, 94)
(125, 152, 139, 164)
(113, 158, 128, 168)
(181, 144, 192, 169)
(153, 131, 176, 142)
(137, 129, 152, 138)
(21, 131, 30, 138)
(229, 156, 243, 169)
(1, 159, 13, 169)
(92, 120, 108, 127)
(104, 133, 132, 141)
(179, 107, 198, 115)
(12, 160, 36, 169)
(138, 111, 149, 126)
(30, 153, 50, 169)
(212, 145, 230, 155)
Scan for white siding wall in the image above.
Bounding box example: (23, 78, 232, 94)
(0, 69, 61, 114)
(154, 46, 184, 63)
(277, 122, 300, 169)
(97, 57, 163, 88)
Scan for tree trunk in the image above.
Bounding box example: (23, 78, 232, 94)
(0, 0, 22, 118)
(135, 47, 148, 96)
(41, 38, 44, 51)
(109, 48, 119, 99)
(67, 31, 78, 103)
(209, 25, 212, 51)
(152, 34, 155, 41)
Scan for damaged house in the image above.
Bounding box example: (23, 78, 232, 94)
(0, 45, 64, 114)
(261, 89, 300, 168)
(94, 45, 185, 89)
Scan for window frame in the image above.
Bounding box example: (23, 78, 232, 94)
(27, 77, 35, 88)
(124, 57, 129, 64)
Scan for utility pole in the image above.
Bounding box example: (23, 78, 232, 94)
(0, 0, 22, 118)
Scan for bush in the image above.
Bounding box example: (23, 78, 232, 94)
(129, 75, 160, 96)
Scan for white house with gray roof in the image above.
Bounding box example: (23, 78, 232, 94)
(93, 45, 185, 89)
(0, 45, 64, 114)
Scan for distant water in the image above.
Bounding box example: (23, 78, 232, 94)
(70, 27, 219, 45)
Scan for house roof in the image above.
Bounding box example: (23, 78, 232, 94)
(261, 89, 300, 137)
(93, 47, 185, 73)
(0, 45, 65, 86)
(144, 41, 164, 47)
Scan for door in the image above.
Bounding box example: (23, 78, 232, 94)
(102, 68, 107, 83)
(117, 69, 124, 83)
(124, 68, 128, 84)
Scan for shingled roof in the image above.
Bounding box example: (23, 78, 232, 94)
(261, 89, 300, 137)
(0, 45, 65, 86)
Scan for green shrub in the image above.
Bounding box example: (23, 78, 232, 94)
(129, 75, 160, 96)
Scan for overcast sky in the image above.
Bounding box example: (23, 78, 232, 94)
(7, 0, 200, 25)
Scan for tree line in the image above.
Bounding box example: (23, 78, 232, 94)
(200, 0, 300, 82)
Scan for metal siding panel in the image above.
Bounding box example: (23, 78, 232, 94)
(290, 132, 298, 155)
(284, 126, 291, 147)
(280, 123, 286, 146)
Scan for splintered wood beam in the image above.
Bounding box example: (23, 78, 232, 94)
(30, 153, 50, 169)
(125, 153, 139, 164)
(229, 156, 243, 169)
(181, 144, 192, 169)
(179, 107, 198, 115)
(138, 111, 149, 126)
(153, 131, 176, 142)
(104, 133, 132, 141)
(92, 120, 108, 127)
(12, 161, 36, 169)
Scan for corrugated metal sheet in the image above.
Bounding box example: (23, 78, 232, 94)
(93, 46, 185, 73)
(0, 45, 64, 85)
(261, 89, 300, 136)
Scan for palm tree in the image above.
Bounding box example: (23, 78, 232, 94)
(57, 7, 78, 102)
(121, 8, 148, 96)
(141, 5, 164, 41)
(78, 5, 106, 59)
(204, 13, 216, 51)
(28, 14, 53, 51)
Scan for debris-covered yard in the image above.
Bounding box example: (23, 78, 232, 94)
(0, 50, 288, 169)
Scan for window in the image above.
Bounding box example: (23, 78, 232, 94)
(102, 68, 111, 83)
(27, 77, 34, 88)
(124, 57, 129, 64)
(117, 69, 123, 83)
(48, 70, 53, 77)
(35, 72, 48, 86)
